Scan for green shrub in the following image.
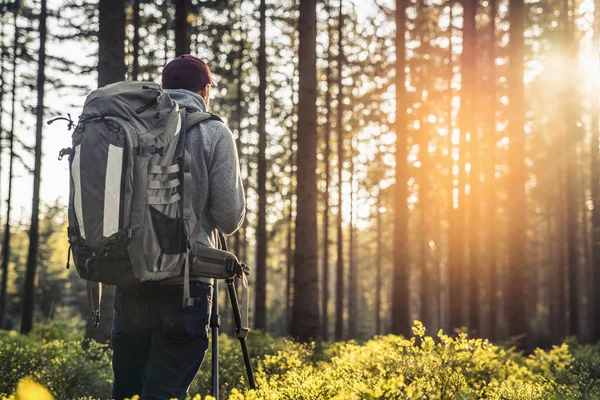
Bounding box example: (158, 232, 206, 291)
(229, 321, 600, 400)
(0, 330, 112, 400)
(2, 322, 600, 400)
(189, 330, 276, 398)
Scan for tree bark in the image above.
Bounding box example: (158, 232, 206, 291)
(334, 0, 345, 341)
(87, 0, 126, 343)
(0, 1, 20, 330)
(174, 0, 190, 56)
(506, 0, 528, 343)
(21, 0, 47, 334)
(392, 0, 410, 336)
(321, 0, 333, 341)
(291, 0, 321, 342)
(254, 0, 267, 332)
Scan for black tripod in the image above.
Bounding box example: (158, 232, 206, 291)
(210, 235, 256, 398)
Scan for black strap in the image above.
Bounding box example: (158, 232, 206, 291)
(184, 110, 223, 132)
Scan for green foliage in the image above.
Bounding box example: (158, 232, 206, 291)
(230, 322, 600, 400)
(189, 331, 277, 398)
(0, 330, 112, 400)
(1, 323, 600, 400)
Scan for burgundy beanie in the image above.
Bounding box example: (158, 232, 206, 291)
(162, 54, 213, 93)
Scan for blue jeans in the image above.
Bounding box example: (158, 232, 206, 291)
(111, 281, 212, 400)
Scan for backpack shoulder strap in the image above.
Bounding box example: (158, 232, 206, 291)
(184, 110, 223, 132)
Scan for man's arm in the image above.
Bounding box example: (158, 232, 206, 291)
(208, 124, 246, 235)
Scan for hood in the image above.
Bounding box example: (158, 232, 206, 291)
(165, 88, 208, 113)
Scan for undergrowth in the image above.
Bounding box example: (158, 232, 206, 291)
(1, 321, 599, 399)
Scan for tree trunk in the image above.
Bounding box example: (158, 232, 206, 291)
(562, 0, 580, 339)
(98, 0, 126, 87)
(376, 191, 383, 335)
(291, 0, 321, 342)
(506, 0, 528, 343)
(334, 0, 345, 341)
(486, 0, 498, 342)
(233, 0, 246, 266)
(21, 0, 48, 334)
(87, 0, 126, 343)
(231, 17, 245, 335)
(0, 16, 6, 217)
(286, 63, 297, 336)
(131, 0, 141, 80)
(348, 139, 357, 339)
(448, 0, 466, 333)
(462, 0, 479, 334)
(392, 0, 410, 336)
(591, 0, 600, 344)
(0, 2, 19, 330)
(445, 0, 455, 335)
(553, 178, 568, 342)
(174, 0, 190, 56)
(286, 188, 294, 334)
(419, 116, 430, 329)
(254, 0, 267, 332)
(321, 0, 333, 341)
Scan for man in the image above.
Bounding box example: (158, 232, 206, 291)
(111, 54, 246, 400)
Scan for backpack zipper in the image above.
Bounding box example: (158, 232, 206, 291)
(135, 95, 159, 114)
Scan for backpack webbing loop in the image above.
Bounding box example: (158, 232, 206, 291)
(147, 193, 181, 205)
(148, 178, 180, 189)
(149, 164, 179, 174)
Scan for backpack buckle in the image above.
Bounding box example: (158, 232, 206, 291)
(137, 145, 164, 156)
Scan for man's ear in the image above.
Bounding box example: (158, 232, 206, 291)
(200, 84, 210, 100)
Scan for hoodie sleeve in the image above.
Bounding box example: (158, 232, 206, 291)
(208, 124, 246, 235)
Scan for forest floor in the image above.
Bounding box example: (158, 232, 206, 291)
(1, 321, 600, 399)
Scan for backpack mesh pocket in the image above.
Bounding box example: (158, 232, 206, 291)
(149, 205, 187, 255)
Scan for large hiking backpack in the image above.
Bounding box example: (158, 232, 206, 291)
(55, 81, 246, 325)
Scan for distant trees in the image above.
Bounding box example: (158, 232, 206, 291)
(0, 0, 598, 348)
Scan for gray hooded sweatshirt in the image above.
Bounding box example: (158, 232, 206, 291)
(167, 88, 245, 250)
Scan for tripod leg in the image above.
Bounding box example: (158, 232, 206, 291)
(210, 280, 220, 398)
(226, 278, 256, 389)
